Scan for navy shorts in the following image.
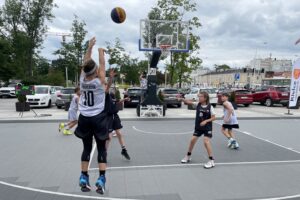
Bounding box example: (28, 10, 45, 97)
(75, 112, 109, 140)
(193, 130, 212, 138)
(108, 114, 123, 133)
(222, 124, 239, 130)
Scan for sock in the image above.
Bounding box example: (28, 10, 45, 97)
(209, 156, 214, 160)
(122, 146, 126, 150)
(187, 152, 192, 156)
(82, 171, 88, 177)
(99, 170, 106, 177)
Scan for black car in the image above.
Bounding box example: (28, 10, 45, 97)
(124, 87, 142, 108)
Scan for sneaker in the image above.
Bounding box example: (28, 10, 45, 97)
(95, 175, 106, 195)
(231, 140, 239, 149)
(63, 129, 72, 135)
(59, 123, 65, 132)
(227, 138, 234, 148)
(112, 133, 117, 137)
(121, 149, 131, 160)
(79, 173, 91, 192)
(181, 155, 191, 163)
(204, 160, 215, 169)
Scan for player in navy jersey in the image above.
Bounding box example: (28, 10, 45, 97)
(178, 91, 216, 169)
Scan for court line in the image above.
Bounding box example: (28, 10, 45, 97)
(254, 194, 300, 200)
(132, 126, 191, 135)
(88, 141, 97, 170)
(214, 122, 300, 155)
(88, 160, 300, 171)
(0, 180, 138, 200)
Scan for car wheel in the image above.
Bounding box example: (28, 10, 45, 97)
(244, 104, 250, 107)
(57, 105, 62, 109)
(212, 104, 217, 108)
(177, 103, 182, 108)
(47, 100, 52, 108)
(265, 98, 273, 107)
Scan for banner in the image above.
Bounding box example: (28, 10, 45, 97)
(289, 59, 300, 107)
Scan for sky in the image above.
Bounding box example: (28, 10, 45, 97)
(1, 0, 300, 69)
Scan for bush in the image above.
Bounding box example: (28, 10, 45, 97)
(17, 94, 27, 103)
(115, 89, 121, 101)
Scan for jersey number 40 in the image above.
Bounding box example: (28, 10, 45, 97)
(83, 91, 94, 107)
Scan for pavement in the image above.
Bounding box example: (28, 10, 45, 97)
(1, 98, 300, 122)
(1, 119, 300, 200)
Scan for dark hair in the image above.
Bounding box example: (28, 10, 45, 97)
(82, 59, 97, 75)
(222, 93, 230, 98)
(199, 91, 210, 104)
(75, 87, 80, 93)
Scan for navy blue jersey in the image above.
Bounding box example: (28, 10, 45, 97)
(195, 103, 212, 131)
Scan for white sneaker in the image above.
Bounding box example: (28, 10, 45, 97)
(227, 138, 234, 148)
(181, 155, 191, 163)
(204, 160, 215, 169)
(112, 133, 117, 137)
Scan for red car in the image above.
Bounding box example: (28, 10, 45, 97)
(218, 89, 253, 107)
(252, 86, 289, 107)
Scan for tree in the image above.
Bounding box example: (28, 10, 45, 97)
(215, 64, 231, 72)
(147, 0, 202, 88)
(0, 0, 57, 77)
(54, 15, 87, 84)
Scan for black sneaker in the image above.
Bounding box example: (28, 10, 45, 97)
(121, 149, 131, 160)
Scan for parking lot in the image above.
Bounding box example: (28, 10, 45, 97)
(1, 97, 300, 121)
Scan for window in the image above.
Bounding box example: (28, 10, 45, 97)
(35, 87, 49, 94)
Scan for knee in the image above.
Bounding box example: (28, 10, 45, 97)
(203, 137, 210, 144)
(81, 147, 92, 162)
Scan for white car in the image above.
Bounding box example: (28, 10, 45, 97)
(0, 84, 17, 98)
(185, 88, 218, 107)
(26, 85, 57, 108)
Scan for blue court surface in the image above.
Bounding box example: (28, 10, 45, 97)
(0, 119, 300, 200)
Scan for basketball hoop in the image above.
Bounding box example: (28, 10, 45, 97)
(159, 44, 172, 57)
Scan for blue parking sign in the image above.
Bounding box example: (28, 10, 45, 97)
(234, 73, 240, 81)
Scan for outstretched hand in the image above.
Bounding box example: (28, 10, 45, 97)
(89, 37, 96, 49)
(109, 68, 117, 78)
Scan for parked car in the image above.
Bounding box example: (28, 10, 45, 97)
(252, 86, 289, 107)
(55, 87, 75, 109)
(26, 85, 57, 108)
(0, 83, 17, 98)
(53, 86, 64, 96)
(158, 88, 182, 107)
(218, 89, 253, 107)
(185, 88, 218, 107)
(124, 87, 142, 108)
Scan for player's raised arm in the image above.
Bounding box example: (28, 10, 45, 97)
(98, 48, 106, 85)
(81, 37, 96, 77)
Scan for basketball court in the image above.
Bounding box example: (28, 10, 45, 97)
(1, 118, 300, 200)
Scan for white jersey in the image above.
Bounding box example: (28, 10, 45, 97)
(79, 74, 105, 117)
(140, 78, 147, 89)
(223, 101, 238, 125)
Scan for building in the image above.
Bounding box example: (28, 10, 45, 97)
(249, 58, 292, 72)
(197, 69, 263, 88)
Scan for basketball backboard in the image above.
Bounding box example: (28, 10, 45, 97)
(139, 19, 190, 53)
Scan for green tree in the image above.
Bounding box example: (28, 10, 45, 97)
(0, 0, 57, 77)
(54, 15, 87, 84)
(214, 64, 231, 71)
(147, 0, 202, 88)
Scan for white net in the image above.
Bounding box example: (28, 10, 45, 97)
(159, 44, 172, 57)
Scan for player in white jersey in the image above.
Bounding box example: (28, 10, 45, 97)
(74, 37, 108, 195)
(221, 93, 240, 149)
(58, 87, 80, 135)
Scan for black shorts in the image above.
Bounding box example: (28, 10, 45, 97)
(75, 112, 109, 140)
(193, 130, 212, 138)
(108, 114, 123, 133)
(222, 124, 239, 130)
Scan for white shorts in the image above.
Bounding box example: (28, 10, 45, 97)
(68, 109, 78, 122)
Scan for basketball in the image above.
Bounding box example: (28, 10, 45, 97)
(111, 7, 126, 24)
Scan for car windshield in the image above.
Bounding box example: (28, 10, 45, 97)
(200, 89, 216, 94)
(35, 87, 49, 94)
(128, 89, 141, 94)
(275, 87, 289, 92)
(61, 89, 74, 94)
(164, 89, 178, 94)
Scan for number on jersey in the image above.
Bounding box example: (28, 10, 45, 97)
(83, 91, 94, 107)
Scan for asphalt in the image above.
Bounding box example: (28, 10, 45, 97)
(1, 119, 300, 200)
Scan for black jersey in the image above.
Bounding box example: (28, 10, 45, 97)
(195, 103, 212, 131)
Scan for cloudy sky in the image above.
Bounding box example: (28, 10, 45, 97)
(1, 0, 300, 69)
